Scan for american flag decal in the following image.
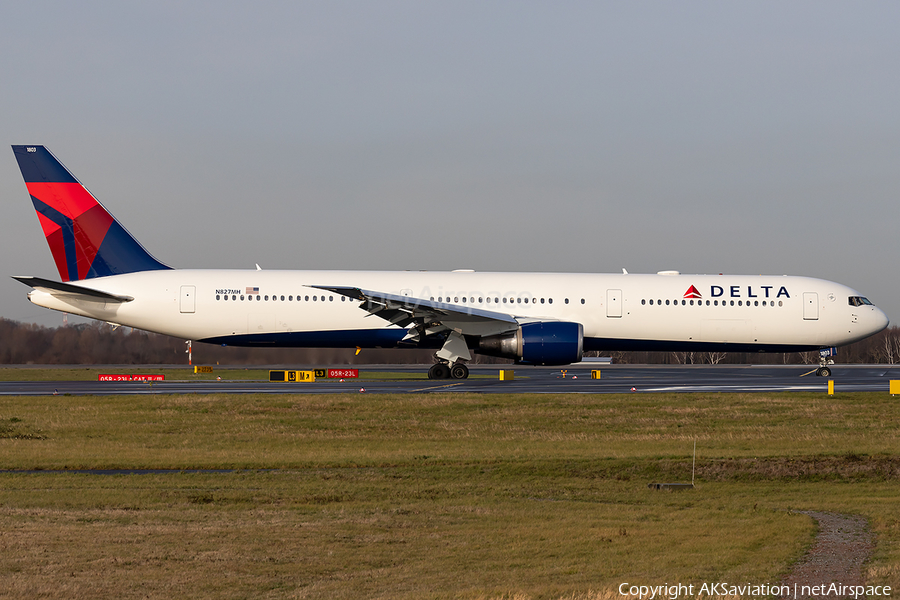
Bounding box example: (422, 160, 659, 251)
(246, 287, 259, 294)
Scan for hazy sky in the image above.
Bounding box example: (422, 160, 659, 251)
(2, 2, 898, 328)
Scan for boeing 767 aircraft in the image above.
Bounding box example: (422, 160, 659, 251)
(11, 145, 889, 378)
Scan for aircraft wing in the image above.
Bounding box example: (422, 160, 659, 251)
(13, 276, 134, 303)
(312, 286, 519, 340)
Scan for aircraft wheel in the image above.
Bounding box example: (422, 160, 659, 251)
(450, 363, 469, 379)
(817, 366, 831, 377)
(429, 363, 450, 379)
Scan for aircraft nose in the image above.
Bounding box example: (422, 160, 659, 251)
(871, 307, 890, 334)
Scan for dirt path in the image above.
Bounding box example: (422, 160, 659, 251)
(781, 511, 874, 599)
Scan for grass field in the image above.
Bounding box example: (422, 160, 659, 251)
(1, 390, 898, 599)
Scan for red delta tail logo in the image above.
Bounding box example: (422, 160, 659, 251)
(683, 285, 702, 299)
(12, 145, 170, 281)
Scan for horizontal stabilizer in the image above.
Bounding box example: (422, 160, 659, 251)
(12, 276, 134, 303)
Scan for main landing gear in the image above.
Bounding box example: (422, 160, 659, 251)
(428, 362, 469, 380)
(428, 330, 471, 379)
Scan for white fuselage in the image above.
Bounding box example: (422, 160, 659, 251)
(25, 269, 890, 354)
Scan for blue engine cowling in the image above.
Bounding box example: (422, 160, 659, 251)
(478, 321, 584, 366)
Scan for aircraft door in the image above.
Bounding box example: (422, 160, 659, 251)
(803, 292, 818, 320)
(180, 285, 196, 314)
(607, 289, 622, 318)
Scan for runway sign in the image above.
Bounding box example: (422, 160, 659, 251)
(314, 369, 358, 378)
(99, 374, 165, 382)
(269, 370, 315, 382)
(328, 369, 358, 378)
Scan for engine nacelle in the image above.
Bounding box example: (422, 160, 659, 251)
(478, 321, 584, 366)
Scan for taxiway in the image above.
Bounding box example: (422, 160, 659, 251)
(1, 364, 898, 395)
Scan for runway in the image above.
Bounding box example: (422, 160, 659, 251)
(2, 364, 899, 395)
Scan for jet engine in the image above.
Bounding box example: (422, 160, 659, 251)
(478, 321, 583, 365)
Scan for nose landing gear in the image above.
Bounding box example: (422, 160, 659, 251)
(816, 347, 836, 377)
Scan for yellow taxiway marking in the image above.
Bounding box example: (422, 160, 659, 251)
(411, 382, 466, 392)
(799, 369, 820, 377)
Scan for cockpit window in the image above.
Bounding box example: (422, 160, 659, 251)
(848, 296, 874, 307)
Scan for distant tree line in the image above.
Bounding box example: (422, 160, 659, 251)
(588, 325, 900, 365)
(0, 318, 436, 365)
(0, 317, 897, 366)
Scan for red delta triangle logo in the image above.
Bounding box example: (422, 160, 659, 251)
(683, 285, 702, 299)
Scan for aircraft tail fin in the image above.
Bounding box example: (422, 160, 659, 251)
(11, 145, 171, 282)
